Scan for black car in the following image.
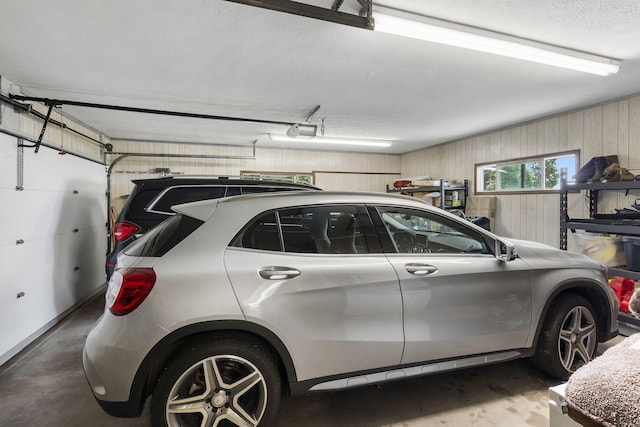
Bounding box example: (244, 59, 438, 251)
(106, 176, 320, 279)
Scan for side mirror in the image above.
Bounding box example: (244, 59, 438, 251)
(495, 239, 517, 262)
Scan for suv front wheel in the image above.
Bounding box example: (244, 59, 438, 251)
(533, 293, 598, 379)
(151, 335, 281, 427)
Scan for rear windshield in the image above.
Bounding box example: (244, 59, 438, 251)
(124, 215, 204, 257)
(126, 187, 165, 220)
(148, 186, 226, 214)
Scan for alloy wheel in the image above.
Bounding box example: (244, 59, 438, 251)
(557, 305, 596, 372)
(165, 354, 268, 427)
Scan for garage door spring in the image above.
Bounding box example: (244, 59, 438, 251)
(16, 139, 24, 191)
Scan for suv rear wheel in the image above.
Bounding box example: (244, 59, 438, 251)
(533, 293, 598, 379)
(151, 335, 281, 427)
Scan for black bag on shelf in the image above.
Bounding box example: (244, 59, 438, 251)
(467, 216, 491, 231)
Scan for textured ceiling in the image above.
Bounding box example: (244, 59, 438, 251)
(1, 0, 640, 154)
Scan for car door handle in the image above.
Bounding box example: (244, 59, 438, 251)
(258, 266, 301, 280)
(404, 263, 438, 275)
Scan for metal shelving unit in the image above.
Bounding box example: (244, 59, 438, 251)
(559, 170, 640, 333)
(386, 179, 469, 211)
(560, 172, 640, 249)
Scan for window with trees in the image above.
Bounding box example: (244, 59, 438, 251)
(475, 150, 578, 194)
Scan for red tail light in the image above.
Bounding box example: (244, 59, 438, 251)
(113, 221, 140, 241)
(107, 268, 156, 316)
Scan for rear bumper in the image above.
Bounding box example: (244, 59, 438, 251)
(105, 250, 118, 279)
(81, 308, 163, 418)
(94, 396, 143, 418)
(82, 346, 143, 417)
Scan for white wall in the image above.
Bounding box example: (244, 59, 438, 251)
(0, 78, 107, 365)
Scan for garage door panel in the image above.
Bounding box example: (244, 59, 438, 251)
(0, 190, 106, 243)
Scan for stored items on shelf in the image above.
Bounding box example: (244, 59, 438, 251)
(559, 169, 640, 333)
(386, 178, 468, 211)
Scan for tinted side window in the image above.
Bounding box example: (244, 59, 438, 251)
(241, 186, 298, 195)
(234, 212, 281, 251)
(279, 206, 368, 254)
(277, 207, 318, 253)
(225, 186, 241, 196)
(375, 206, 490, 254)
(232, 206, 369, 254)
(228, 185, 295, 196)
(124, 215, 204, 257)
(148, 186, 226, 214)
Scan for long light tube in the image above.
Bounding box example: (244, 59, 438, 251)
(269, 134, 391, 148)
(373, 8, 620, 76)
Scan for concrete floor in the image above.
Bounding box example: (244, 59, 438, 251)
(0, 292, 624, 427)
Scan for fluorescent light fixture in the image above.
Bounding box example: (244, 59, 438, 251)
(269, 134, 391, 148)
(373, 7, 620, 76)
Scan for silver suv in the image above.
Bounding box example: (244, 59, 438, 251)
(84, 191, 618, 427)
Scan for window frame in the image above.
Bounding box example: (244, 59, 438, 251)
(230, 204, 380, 254)
(474, 150, 579, 195)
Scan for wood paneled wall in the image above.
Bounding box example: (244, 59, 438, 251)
(108, 141, 401, 214)
(401, 95, 640, 250)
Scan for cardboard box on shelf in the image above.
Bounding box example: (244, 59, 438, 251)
(412, 192, 440, 206)
(465, 196, 497, 230)
(412, 179, 443, 187)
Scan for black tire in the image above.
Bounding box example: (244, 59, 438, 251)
(532, 293, 598, 380)
(151, 334, 281, 427)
